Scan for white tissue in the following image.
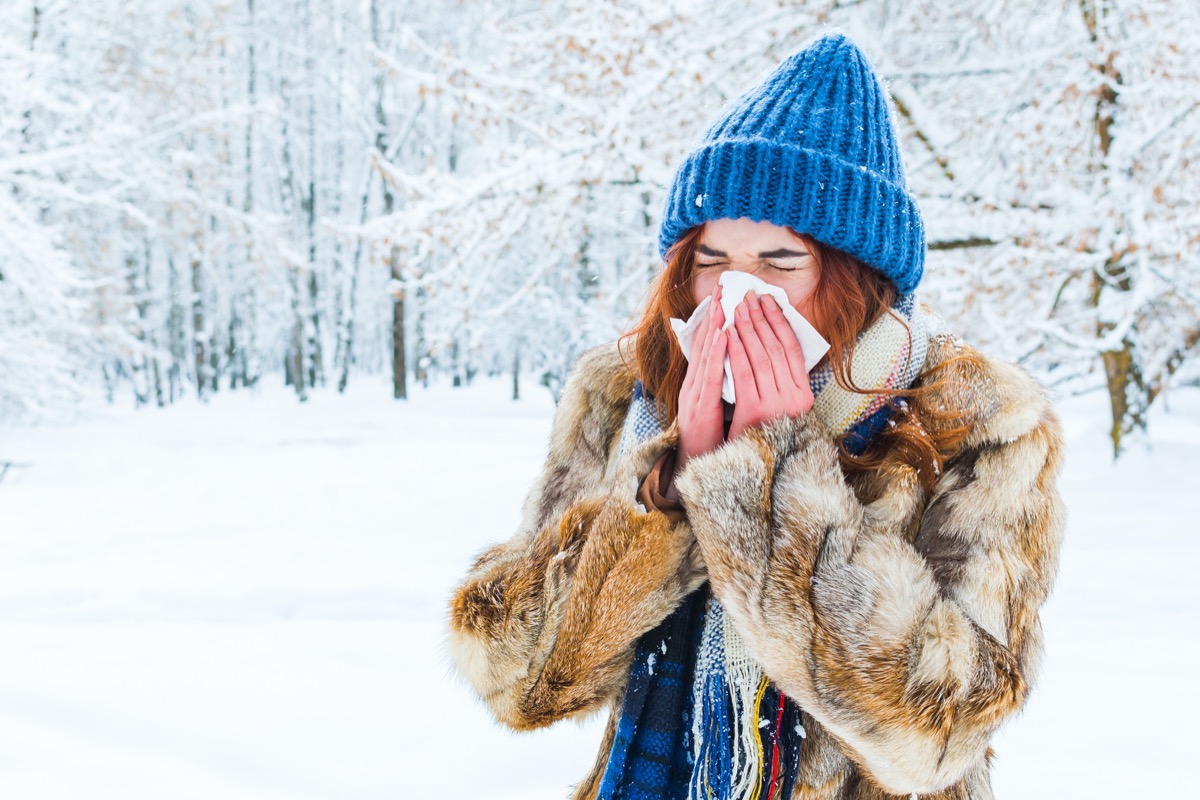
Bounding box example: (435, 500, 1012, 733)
(669, 271, 830, 403)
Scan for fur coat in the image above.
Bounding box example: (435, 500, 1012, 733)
(447, 333, 1065, 799)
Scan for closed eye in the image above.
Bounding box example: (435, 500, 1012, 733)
(765, 260, 812, 272)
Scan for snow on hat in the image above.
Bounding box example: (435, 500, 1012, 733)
(658, 33, 926, 295)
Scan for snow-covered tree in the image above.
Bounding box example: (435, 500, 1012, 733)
(3, 0, 1196, 453)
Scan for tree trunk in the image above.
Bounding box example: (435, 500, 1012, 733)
(512, 345, 520, 401)
(145, 240, 164, 407)
(20, 4, 41, 145)
(1081, 0, 1137, 455)
(303, 0, 322, 390)
(191, 248, 208, 400)
(279, 70, 307, 401)
(127, 252, 148, 406)
(392, 269, 406, 400)
(234, 0, 258, 391)
(338, 168, 370, 393)
(372, 0, 405, 400)
(1101, 341, 1146, 455)
(330, 17, 349, 392)
(152, 358, 164, 408)
(166, 242, 184, 404)
(290, 267, 308, 402)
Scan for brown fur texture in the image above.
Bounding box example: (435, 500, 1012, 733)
(448, 343, 706, 736)
(448, 335, 1064, 800)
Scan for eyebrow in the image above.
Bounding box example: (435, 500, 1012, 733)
(697, 245, 809, 259)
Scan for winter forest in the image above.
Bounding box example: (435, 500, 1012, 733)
(3, 0, 1198, 453)
(4, 2, 1200, 797)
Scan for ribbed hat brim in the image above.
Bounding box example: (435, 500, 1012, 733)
(658, 139, 925, 295)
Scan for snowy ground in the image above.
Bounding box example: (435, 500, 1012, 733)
(1, 374, 1197, 798)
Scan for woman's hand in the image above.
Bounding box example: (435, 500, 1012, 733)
(672, 285, 727, 489)
(728, 292, 813, 440)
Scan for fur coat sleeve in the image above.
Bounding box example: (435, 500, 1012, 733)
(673, 341, 1066, 796)
(447, 342, 706, 731)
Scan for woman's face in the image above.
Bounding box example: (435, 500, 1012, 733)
(690, 218, 821, 320)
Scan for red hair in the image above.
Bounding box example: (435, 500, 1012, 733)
(620, 223, 976, 492)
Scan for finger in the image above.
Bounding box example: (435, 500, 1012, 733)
(696, 297, 715, 350)
(695, 297, 721, 377)
(701, 283, 724, 342)
(727, 326, 760, 407)
(733, 297, 777, 397)
(698, 327, 727, 409)
(682, 296, 716, 393)
(745, 293, 795, 393)
(757, 297, 814, 414)
(680, 351, 695, 396)
(699, 285, 725, 354)
(711, 283, 726, 333)
(758, 295, 807, 389)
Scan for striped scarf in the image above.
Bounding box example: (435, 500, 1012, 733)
(598, 295, 929, 800)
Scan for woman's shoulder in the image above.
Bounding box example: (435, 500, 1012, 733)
(562, 339, 639, 406)
(568, 339, 636, 389)
(549, 339, 640, 447)
(919, 333, 1061, 451)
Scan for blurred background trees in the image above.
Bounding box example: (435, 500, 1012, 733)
(3, 0, 1197, 453)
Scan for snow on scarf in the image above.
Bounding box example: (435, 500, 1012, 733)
(597, 295, 930, 800)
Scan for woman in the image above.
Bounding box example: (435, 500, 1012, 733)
(448, 34, 1064, 800)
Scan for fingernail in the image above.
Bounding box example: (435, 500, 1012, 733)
(747, 293, 760, 309)
(736, 303, 749, 321)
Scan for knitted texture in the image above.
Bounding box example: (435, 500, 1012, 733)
(689, 599, 774, 800)
(658, 33, 926, 295)
(599, 297, 929, 800)
(618, 381, 671, 459)
(597, 590, 707, 800)
(811, 293, 928, 440)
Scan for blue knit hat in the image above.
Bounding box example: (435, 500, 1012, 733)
(658, 33, 925, 295)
